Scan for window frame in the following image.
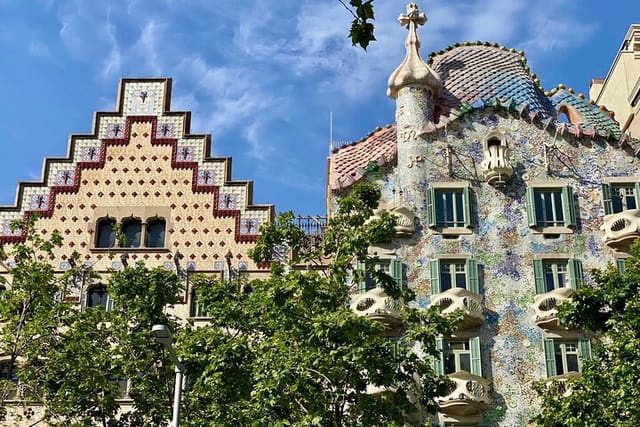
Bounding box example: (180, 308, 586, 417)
(82, 285, 114, 311)
(355, 258, 404, 294)
(602, 181, 640, 215)
(533, 258, 583, 294)
(426, 182, 474, 235)
(145, 217, 166, 248)
(95, 217, 117, 248)
(121, 217, 142, 248)
(190, 287, 210, 318)
(430, 258, 479, 294)
(434, 336, 482, 376)
(544, 338, 591, 377)
(525, 184, 576, 234)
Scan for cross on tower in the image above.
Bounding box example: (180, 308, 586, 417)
(398, 3, 426, 29)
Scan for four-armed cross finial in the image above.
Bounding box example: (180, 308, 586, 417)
(398, 3, 426, 29)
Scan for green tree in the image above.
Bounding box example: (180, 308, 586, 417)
(0, 215, 182, 426)
(339, 0, 376, 50)
(535, 241, 640, 426)
(178, 183, 458, 426)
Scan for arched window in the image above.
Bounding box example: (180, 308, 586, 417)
(145, 218, 166, 248)
(85, 285, 112, 311)
(96, 218, 116, 248)
(121, 218, 142, 248)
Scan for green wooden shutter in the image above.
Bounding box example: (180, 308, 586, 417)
(466, 259, 479, 293)
(356, 261, 366, 294)
(578, 339, 592, 362)
(463, 186, 474, 228)
(430, 259, 441, 294)
(391, 259, 404, 290)
(434, 338, 445, 376)
(616, 258, 627, 274)
(601, 183, 613, 215)
(525, 187, 537, 227)
(562, 186, 576, 228)
(427, 187, 437, 228)
(470, 336, 482, 376)
(533, 259, 546, 294)
(567, 259, 583, 290)
(544, 338, 557, 378)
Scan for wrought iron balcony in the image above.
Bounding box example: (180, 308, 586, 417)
(532, 287, 575, 330)
(293, 215, 327, 236)
(436, 371, 491, 417)
(480, 144, 513, 187)
(351, 287, 403, 331)
(429, 288, 484, 329)
(601, 209, 640, 250)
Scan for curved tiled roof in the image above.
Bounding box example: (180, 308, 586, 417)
(430, 43, 555, 119)
(329, 125, 396, 190)
(329, 43, 632, 190)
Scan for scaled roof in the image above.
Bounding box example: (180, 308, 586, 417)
(329, 42, 631, 190)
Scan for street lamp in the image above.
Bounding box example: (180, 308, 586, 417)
(151, 324, 185, 427)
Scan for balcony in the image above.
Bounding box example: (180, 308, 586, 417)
(351, 287, 403, 332)
(544, 372, 580, 397)
(368, 205, 416, 238)
(532, 287, 575, 330)
(480, 143, 513, 187)
(436, 371, 490, 417)
(601, 209, 640, 251)
(429, 288, 484, 329)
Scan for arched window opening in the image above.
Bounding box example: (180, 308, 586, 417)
(145, 218, 166, 248)
(121, 219, 142, 248)
(557, 104, 582, 125)
(96, 218, 116, 248)
(86, 285, 112, 311)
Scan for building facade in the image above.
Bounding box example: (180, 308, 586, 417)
(330, 5, 639, 426)
(0, 78, 273, 424)
(590, 24, 640, 139)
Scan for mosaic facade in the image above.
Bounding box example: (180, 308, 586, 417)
(329, 4, 640, 426)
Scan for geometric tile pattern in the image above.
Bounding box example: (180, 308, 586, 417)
(0, 79, 273, 248)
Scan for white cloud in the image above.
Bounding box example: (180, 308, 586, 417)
(27, 40, 51, 58)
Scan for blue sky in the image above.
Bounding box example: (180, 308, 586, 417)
(0, 0, 634, 215)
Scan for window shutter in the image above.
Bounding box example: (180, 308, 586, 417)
(80, 287, 87, 311)
(430, 259, 441, 294)
(635, 182, 640, 208)
(466, 259, 479, 293)
(567, 259, 583, 290)
(578, 339, 592, 361)
(544, 338, 557, 378)
(601, 183, 613, 215)
(356, 261, 366, 294)
(106, 294, 115, 312)
(434, 338, 445, 376)
(391, 259, 404, 290)
(616, 258, 627, 274)
(463, 186, 474, 228)
(533, 259, 546, 294)
(562, 186, 576, 228)
(470, 336, 482, 376)
(427, 187, 437, 228)
(525, 187, 537, 227)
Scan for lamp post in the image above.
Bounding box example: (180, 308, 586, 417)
(151, 324, 184, 427)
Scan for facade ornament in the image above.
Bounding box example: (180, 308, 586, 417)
(387, 3, 442, 100)
(480, 132, 514, 187)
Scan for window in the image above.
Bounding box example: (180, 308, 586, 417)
(533, 259, 582, 293)
(84, 285, 113, 311)
(616, 258, 627, 273)
(426, 184, 474, 232)
(190, 289, 210, 317)
(0, 285, 5, 301)
(602, 182, 640, 214)
(96, 218, 116, 248)
(525, 186, 576, 231)
(356, 258, 404, 294)
(430, 258, 479, 294)
(145, 218, 166, 248)
(434, 337, 481, 376)
(121, 219, 141, 248)
(544, 338, 591, 377)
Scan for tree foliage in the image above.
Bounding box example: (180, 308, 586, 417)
(535, 241, 640, 426)
(0, 215, 182, 426)
(178, 183, 458, 426)
(338, 0, 376, 50)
